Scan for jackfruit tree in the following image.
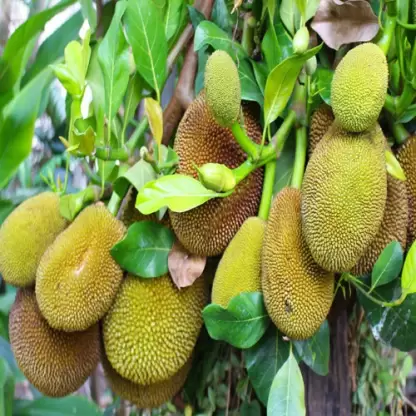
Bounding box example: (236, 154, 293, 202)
(1, 0, 416, 415)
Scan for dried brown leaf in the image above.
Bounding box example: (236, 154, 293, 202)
(168, 240, 207, 288)
(311, 0, 379, 50)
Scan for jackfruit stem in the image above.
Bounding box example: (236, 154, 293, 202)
(388, 118, 410, 145)
(291, 126, 307, 189)
(127, 118, 149, 151)
(258, 160, 276, 221)
(242, 13, 255, 56)
(107, 193, 122, 217)
(377, 15, 396, 55)
(385, 82, 416, 118)
(95, 146, 129, 161)
(231, 122, 261, 159)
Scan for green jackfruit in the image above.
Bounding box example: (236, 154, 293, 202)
(102, 353, 191, 409)
(212, 216, 265, 308)
(9, 289, 99, 397)
(103, 274, 206, 385)
(331, 43, 388, 132)
(36, 204, 126, 331)
(205, 50, 241, 127)
(169, 93, 263, 257)
(262, 188, 334, 340)
(308, 103, 334, 157)
(301, 123, 387, 272)
(0, 192, 67, 287)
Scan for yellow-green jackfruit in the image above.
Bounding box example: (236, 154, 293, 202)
(212, 216, 265, 308)
(262, 188, 334, 340)
(0, 192, 67, 287)
(397, 135, 416, 246)
(301, 123, 387, 272)
(169, 93, 263, 257)
(102, 353, 191, 409)
(103, 274, 206, 385)
(308, 103, 334, 157)
(331, 43, 388, 132)
(205, 50, 241, 127)
(36, 204, 126, 331)
(9, 289, 99, 397)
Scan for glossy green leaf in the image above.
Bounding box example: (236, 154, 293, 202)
(122, 73, 144, 138)
(59, 186, 100, 221)
(187, 5, 206, 28)
(212, 0, 232, 33)
(402, 241, 416, 295)
(195, 46, 209, 95)
(111, 221, 175, 278)
(279, 0, 301, 35)
(386, 149, 406, 181)
(0, 287, 17, 316)
(251, 60, 268, 95)
(370, 241, 403, 290)
(194, 21, 248, 59)
(136, 174, 232, 215)
(165, 0, 184, 40)
(238, 59, 263, 105)
(0, 358, 14, 416)
(262, 26, 280, 71)
(293, 320, 330, 376)
(294, 0, 306, 20)
(273, 130, 295, 195)
(397, 104, 416, 123)
(240, 400, 262, 416)
(245, 326, 290, 406)
(314, 67, 333, 105)
(202, 292, 270, 349)
(0, 67, 53, 189)
(80, 0, 97, 31)
(98, 1, 130, 123)
(125, 0, 168, 101)
(264, 45, 322, 126)
(267, 350, 306, 416)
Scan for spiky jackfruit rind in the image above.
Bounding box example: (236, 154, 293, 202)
(205, 50, 241, 127)
(36, 204, 126, 331)
(301, 123, 387, 272)
(262, 188, 334, 340)
(103, 274, 206, 385)
(102, 353, 191, 409)
(0, 192, 67, 287)
(212, 216, 265, 308)
(331, 43, 388, 132)
(397, 135, 416, 247)
(9, 289, 99, 397)
(169, 93, 263, 256)
(308, 103, 334, 157)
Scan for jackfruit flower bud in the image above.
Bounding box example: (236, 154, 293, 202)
(292, 27, 309, 55)
(197, 163, 236, 192)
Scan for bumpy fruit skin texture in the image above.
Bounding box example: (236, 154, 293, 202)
(36, 204, 126, 331)
(308, 103, 334, 157)
(9, 289, 99, 397)
(212, 216, 265, 308)
(205, 50, 241, 127)
(262, 188, 334, 340)
(331, 43, 388, 132)
(169, 93, 263, 256)
(103, 274, 206, 385)
(0, 192, 67, 287)
(397, 135, 416, 247)
(102, 353, 191, 409)
(301, 123, 387, 272)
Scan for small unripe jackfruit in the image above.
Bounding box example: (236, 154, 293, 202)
(9, 289, 99, 397)
(212, 216, 265, 308)
(301, 123, 387, 272)
(197, 163, 236, 192)
(205, 50, 241, 127)
(262, 188, 334, 340)
(308, 103, 334, 157)
(331, 43, 388, 132)
(0, 192, 67, 287)
(36, 204, 126, 331)
(103, 274, 206, 385)
(292, 27, 309, 54)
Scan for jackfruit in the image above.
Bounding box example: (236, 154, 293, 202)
(212, 216, 265, 308)
(397, 135, 416, 246)
(9, 289, 99, 397)
(0, 192, 67, 287)
(102, 353, 191, 409)
(169, 93, 263, 257)
(308, 103, 334, 157)
(103, 274, 206, 385)
(301, 123, 387, 272)
(262, 188, 334, 340)
(204, 50, 241, 127)
(36, 204, 126, 331)
(331, 43, 388, 132)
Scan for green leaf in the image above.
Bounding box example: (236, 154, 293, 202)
(0, 67, 53, 189)
(13, 396, 102, 416)
(294, 0, 306, 20)
(238, 59, 263, 105)
(212, 0, 232, 34)
(293, 320, 330, 376)
(267, 350, 306, 416)
(165, 0, 184, 41)
(0, 358, 14, 416)
(262, 26, 282, 71)
(122, 73, 144, 138)
(187, 5, 206, 28)
(111, 221, 175, 278)
(314, 67, 333, 105)
(98, 1, 130, 123)
(194, 21, 248, 59)
(370, 241, 403, 290)
(279, 0, 301, 35)
(264, 45, 322, 126)
(0, 337, 23, 382)
(251, 61, 268, 95)
(136, 174, 232, 215)
(80, 0, 97, 31)
(385, 149, 406, 181)
(402, 241, 416, 295)
(273, 130, 295, 195)
(202, 292, 270, 349)
(195, 47, 209, 95)
(397, 104, 416, 123)
(0, 287, 17, 316)
(0, 200, 14, 225)
(240, 400, 262, 416)
(59, 186, 100, 221)
(245, 326, 290, 406)
(125, 0, 168, 101)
